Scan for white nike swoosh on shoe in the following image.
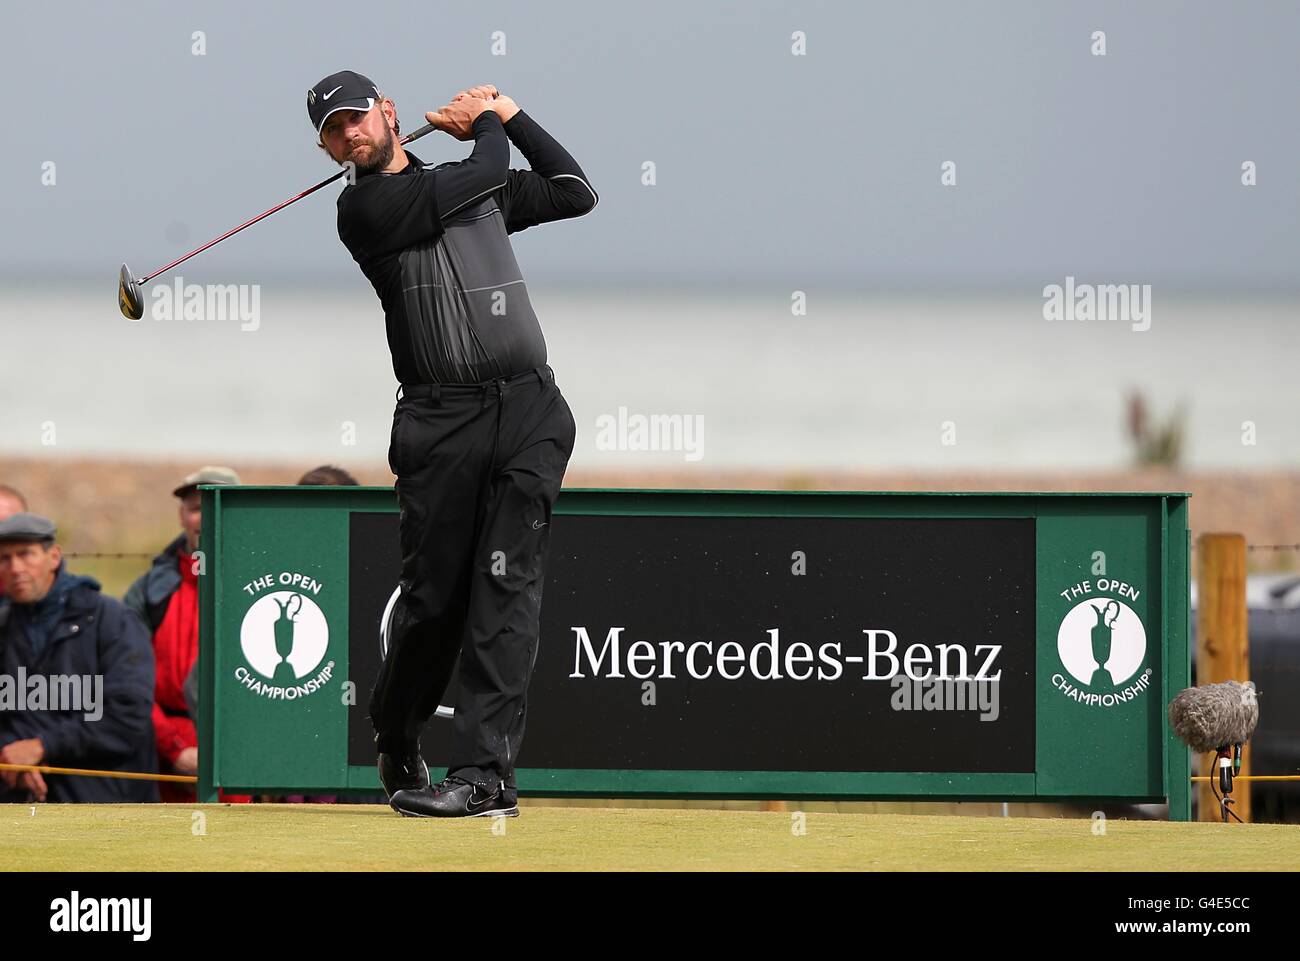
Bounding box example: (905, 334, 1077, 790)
(469, 806, 519, 818)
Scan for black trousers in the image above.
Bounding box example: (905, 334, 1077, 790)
(370, 364, 576, 793)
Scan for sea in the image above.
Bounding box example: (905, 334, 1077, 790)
(2, 283, 1296, 471)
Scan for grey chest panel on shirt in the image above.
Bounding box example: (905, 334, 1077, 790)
(397, 195, 545, 384)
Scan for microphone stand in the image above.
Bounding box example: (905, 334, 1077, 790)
(1209, 746, 1245, 824)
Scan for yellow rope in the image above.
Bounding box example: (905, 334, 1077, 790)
(0, 762, 197, 784)
(5, 764, 1297, 788)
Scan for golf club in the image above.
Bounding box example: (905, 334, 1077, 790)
(118, 120, 440, 320)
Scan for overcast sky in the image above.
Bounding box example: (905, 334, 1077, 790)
(4, 0, 1298, 291)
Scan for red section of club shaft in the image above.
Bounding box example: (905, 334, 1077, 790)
(137, 122, 437, 285)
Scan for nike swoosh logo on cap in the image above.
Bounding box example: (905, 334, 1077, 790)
(322, 85, 344, 100)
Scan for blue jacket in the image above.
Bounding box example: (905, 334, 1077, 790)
(0, 563, 159, 803)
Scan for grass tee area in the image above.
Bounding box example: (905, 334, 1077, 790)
(2, 804, 1295, 871)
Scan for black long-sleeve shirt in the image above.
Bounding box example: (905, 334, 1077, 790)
(337, 109, 598, 384)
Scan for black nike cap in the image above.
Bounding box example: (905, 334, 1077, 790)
(307, 70, 382, 136)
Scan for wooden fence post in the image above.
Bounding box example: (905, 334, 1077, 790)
(1195, 533, 1250, 822)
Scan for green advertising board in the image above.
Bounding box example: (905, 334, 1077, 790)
(197, 487, 1191, 819)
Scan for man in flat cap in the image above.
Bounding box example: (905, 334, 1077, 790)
(124, 467, 250, 802)
(0, 513, 158, 803)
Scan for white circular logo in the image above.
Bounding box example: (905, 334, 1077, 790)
(239, 591, 329, 680)
(1056, 598, 1146, 688)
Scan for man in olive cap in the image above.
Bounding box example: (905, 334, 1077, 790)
(0, 513, 158, 802)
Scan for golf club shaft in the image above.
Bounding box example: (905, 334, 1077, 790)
(138, 121, 440, 285)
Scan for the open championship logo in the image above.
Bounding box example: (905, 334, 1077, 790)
(1058, 598, 1145, 687)
(1053, 580, 1153, 707)
(235, 586, 335, 700)
(241, 592, 328, 680)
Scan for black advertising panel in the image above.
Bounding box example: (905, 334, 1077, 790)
(350, 512, 1035, 773)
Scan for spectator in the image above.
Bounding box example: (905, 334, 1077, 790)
(124, 467, 250, 803)
(0, 512, 158, 803)
(0, 485, 26, 520)
(297, 464, 360, 486)
(0, 485, 28, 599)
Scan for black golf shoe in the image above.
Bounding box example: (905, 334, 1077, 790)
(377, 750, 430, 799)
(389, 776, 520, 818)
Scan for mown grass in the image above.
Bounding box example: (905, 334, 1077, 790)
(1, 803, 1295, 871)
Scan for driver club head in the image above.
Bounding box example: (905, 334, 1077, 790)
(118, 263, 144, 320)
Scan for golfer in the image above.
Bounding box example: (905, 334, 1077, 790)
(308, 70, 597, 817)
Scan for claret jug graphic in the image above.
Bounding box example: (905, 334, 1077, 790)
(1057, 593, 1147, 694)
(1089, 599, 1120, 687)
(272, 593, 304, 684)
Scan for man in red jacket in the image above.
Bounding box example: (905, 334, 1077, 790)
(124, 467, 250, 803)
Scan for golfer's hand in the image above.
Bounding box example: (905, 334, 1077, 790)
(174, 746, 199, 776)
(454, 86, 520, 123)
(452, 84, 498, 102)
(426, 97, 495, 141)
(20, 770, 47, 803)
(489, 95, 520, 123)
